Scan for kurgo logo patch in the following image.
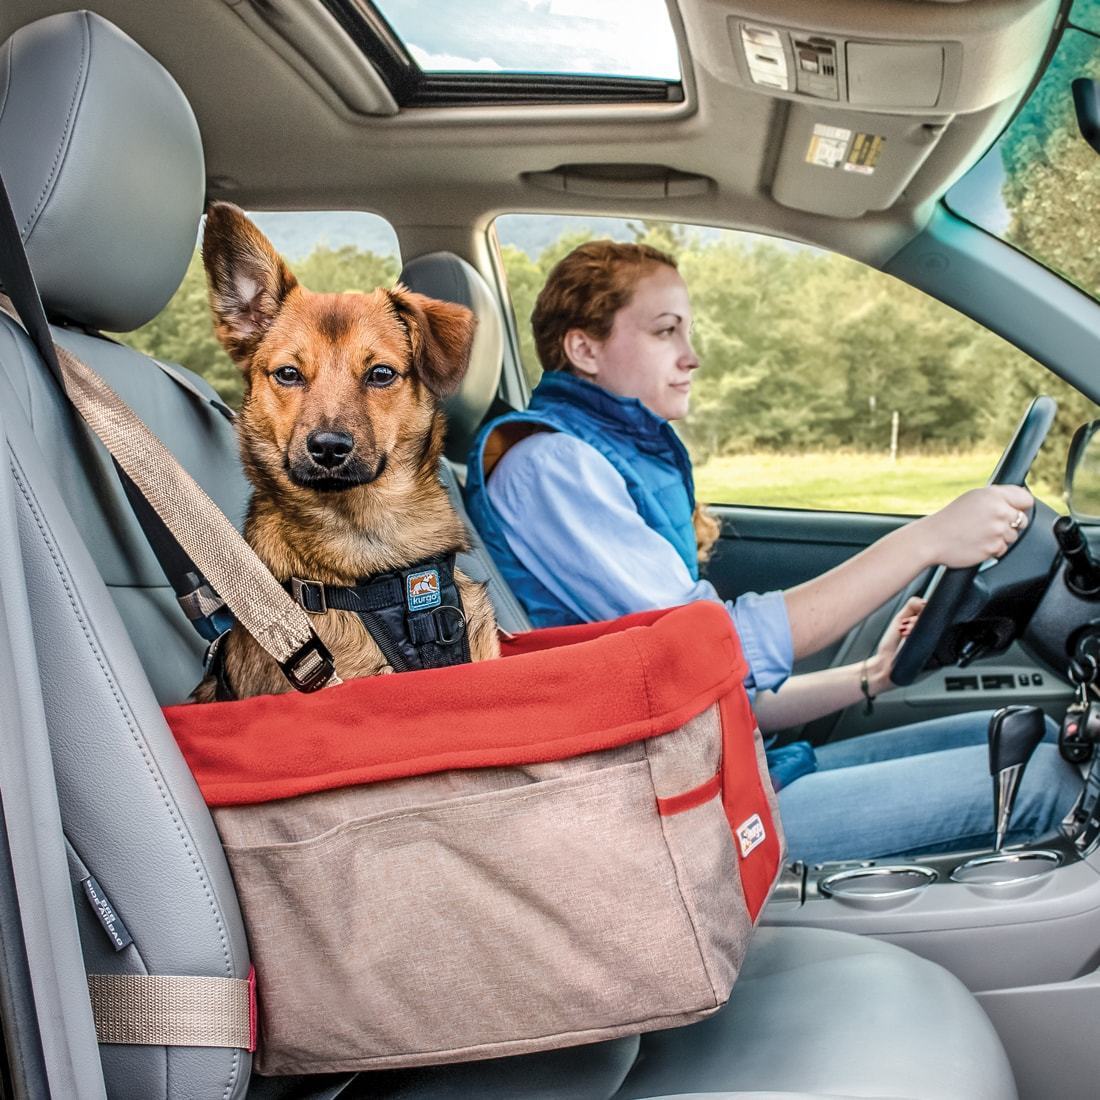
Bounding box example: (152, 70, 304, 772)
(407, 568, 442, 611)
(736, 814, 766, 859)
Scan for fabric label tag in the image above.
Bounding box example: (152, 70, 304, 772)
(81, 876, 133, 951)
(407, 568, 442, 611)
(736, 814, 767, 859)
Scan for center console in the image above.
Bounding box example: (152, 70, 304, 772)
(764, 832, 1100, 993)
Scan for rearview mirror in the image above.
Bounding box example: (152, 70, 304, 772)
(1074, 78, 1100, 156)
(1065, 419, 1100, 522)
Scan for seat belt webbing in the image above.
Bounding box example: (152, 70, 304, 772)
(87, 973, 254, 1050)
(0, 173, 339, 692)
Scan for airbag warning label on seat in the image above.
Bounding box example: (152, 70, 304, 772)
(844, 132, 885, 175)
(806, 124, 851, 168)
(82, 875, 133, 951)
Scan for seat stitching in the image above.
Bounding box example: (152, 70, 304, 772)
(10, 448, 244, 1096)
(22, 12, 91, 242)
(8, 449, 234, 970)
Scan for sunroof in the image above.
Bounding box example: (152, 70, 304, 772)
(321, 0, 684, 106)
(372, 0, 681, 80)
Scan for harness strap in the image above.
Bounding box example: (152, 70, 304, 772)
(87, 972, 255, 1050)
(285, 556, 471, 675)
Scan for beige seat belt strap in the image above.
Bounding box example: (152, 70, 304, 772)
(0, 294, 340, 691)
(87, 973, 255, 1050)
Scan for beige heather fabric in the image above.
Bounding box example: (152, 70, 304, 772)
(215, 705, 779, 1075)
(645, 707, 757, 1000)
(87, 974, 251, 1048)
(0, 296, 337, 680)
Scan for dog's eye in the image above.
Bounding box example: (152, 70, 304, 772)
(366, 364, 398, 388)
(272, 365, 304, 386)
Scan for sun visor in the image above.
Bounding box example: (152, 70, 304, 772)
(770, 105, 946, 218)
(721, 2, 1058, 219)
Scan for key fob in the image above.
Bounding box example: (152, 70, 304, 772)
(1061, 703, 1094, 764)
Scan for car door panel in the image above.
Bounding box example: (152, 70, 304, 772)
(705, 504, 907, 671)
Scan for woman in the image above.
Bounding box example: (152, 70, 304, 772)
(465, 240, 1080, 864)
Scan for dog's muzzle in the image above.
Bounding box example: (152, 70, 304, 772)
(287, 451, 387, 491)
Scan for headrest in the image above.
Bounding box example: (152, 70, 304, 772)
(0, 11, 204, 332)
(400, 252, 504, 463)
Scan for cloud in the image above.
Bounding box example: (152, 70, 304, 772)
(381, 0, 680, 80)
(408, 44, 503, 71)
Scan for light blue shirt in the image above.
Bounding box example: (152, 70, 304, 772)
(487, 431, 794, 694)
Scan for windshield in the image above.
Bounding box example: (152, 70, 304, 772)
(947, 1, 1100, 299)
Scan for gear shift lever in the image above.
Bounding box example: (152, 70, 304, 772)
(988, 706, 1048, 851)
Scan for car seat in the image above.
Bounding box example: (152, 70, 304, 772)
(0, 10, 1017, 1099)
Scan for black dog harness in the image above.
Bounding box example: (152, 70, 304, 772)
(208, 554, 470, 701)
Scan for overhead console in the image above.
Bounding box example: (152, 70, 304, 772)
(738, 24, 958, 110)
(714, 0, 1060, 218)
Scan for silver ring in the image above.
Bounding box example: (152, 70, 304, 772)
(1010, 511, 1025, 530)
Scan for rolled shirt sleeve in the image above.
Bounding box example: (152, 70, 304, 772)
(486, 431, 793, 694)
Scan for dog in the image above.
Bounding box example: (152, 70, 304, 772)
(192, 202, 499, 701)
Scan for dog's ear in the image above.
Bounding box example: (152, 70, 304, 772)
(202, 202, 299, 365)
(386, 286, 476, 399)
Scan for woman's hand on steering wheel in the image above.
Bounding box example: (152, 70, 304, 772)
(889, 395, 1056, 688)
(867, 596, 927, 695)
(915, 484, 1035, 570)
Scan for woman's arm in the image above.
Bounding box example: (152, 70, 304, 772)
(753, 597, 923, 731)
(783, 485, 1033, 660)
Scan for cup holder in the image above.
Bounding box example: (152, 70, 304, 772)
(819, 864, 937, 906)
(949, 849, 1062, 890)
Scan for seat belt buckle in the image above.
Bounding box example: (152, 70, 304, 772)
(280, 633, 338, 693)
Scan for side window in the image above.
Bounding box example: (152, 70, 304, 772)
(114, 211, 401, 407)
(494, 213, 1096, 515)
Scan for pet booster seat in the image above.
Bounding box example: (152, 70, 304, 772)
(166, 601, 785, 1074)
(0, 178, 782, 1076)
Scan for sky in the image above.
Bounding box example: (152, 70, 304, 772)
(373, 0, 681, 79)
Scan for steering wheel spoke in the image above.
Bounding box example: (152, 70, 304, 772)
(889, 396, 1056, 687)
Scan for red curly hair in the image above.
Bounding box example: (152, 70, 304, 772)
(531, 240, 678, 373)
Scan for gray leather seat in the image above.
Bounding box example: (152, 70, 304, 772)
(0, 10, 1016, 1100)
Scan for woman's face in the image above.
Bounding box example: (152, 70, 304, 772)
(570, 264, 699, 421)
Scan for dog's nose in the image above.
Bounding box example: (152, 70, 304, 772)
(307, 430, 355, 469)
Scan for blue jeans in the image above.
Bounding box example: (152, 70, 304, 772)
(777, 710, 1083, 866)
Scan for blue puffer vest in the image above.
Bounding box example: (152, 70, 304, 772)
(465, 371, 698, 627)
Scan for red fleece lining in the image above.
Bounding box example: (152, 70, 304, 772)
(165, 603, 747, 807)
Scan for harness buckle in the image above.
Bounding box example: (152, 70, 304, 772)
(433, 604, 467, 646)
(280, 633, 337, 693)
(290, 576, 328, 615)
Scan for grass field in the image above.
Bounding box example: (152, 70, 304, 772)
(692, 450, 1063, 514)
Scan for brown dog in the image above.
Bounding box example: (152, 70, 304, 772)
(193, 203, 499, 701)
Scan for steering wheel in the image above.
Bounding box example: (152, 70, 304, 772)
(889, 396, 1057, 687)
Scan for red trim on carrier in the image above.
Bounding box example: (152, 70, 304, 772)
(719, 690, 781, 922)
(657, 771, 722, 816)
